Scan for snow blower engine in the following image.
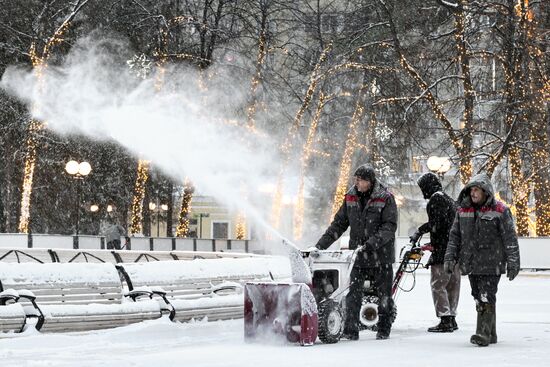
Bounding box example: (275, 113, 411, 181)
(244, 239, 430, 345)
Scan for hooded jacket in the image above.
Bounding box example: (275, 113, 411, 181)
(444, 173, 520, 275)
(316, 180, 397, 267)
(416, 173, 457, 264)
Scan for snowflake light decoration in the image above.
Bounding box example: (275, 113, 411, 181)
(375, 123, 393, 142)
(375, 157, 394, 178)
(127, 54, 152, 79)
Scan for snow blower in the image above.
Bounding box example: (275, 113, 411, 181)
(244, 239, 429, 345)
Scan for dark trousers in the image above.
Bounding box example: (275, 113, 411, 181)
(345, 264, 394, 332)
(468, 274, 501, 305)
(107, 239, 121, 250)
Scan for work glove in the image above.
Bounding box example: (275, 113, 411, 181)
(507, 264, 519, 281)
(409, 231, 421, 244)
(306, 246, 320, 258)
(443, 259, 456, 274)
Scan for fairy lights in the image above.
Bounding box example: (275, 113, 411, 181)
(495, 193, 536, 236)
(235, 212, 247, 240)
(271, 42, 333, 229)
(330, 88, 366, 220)
(18, 3, 86, 233)
(247, 27, 268, 129)
(176, 180, 194, 237)
(130, 160, 150, 235)
(294, 92, 328, 240)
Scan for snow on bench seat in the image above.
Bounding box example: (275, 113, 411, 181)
(0, 289, 27, 334)
(117, 256, 291, 322)
(0, 263, 164, 332)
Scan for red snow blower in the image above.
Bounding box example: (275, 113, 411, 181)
(244, 239, 430, 346)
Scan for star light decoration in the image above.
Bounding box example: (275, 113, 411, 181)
(127, 54, 152, 80)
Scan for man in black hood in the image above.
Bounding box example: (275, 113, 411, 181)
(444, 173, 520, 347)
(411, 172, 460, 332)
(314, 164, 397, 340)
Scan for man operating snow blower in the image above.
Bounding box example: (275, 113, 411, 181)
(310, 164, 397, 340)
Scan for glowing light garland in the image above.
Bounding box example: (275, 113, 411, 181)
(294, 92, 328, 240)
(495, 193, 536, 236)
(247, 27, 267, 129)
(176, 180, 194, 237)
(271, 42, 332, 230)
(235, 212, 247, 240)
(18, 9, 82, 233)
(130, 160, 150, 235)
(331, 87, 366, 220)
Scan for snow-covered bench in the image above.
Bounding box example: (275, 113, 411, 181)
(117, 256, 292, 323)
(0, 262, 166, 332)
(0, 290, 28, 334)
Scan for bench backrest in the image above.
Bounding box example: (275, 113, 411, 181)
(0, 262, 124, 305)
(0, 249, 55, 263)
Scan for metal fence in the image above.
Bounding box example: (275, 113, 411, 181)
(0, 233, 548, 269)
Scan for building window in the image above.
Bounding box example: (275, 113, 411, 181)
(212, 222, 229, 239)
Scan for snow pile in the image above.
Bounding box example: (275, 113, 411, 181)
(0, 262, 120, 286)
(120, 256, 291, 284)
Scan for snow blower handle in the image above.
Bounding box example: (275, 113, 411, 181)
(303, 246, 320, 258)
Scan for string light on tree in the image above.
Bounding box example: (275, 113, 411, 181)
(176, 180, 194, 237)
(130, 160, 150, 235)
(235, 212, 247, 240)
(294, 92, 328, 240)
(271, 42, 333, 230)
(18, 5, 84, 233)
(331, 88, 366, 220)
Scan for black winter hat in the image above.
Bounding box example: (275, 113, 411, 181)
(417, 172, 442, 199)
(354, 164, 376, 183)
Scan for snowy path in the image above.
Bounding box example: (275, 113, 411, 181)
(1, 272, 549, 367)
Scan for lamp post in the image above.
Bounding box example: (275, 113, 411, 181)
(426, 156, 451, 180)
(65, 160, 92, 236)
(148, 201, 168, 237)
(197, 213, 210, 239)
(90, 204, 114, 235)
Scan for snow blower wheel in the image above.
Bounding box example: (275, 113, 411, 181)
(317, 300, 344, 344)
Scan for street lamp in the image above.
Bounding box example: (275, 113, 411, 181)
(65, 160, 92, 235)
(149, 201, 168, 237)
(427, 156, 451, 179)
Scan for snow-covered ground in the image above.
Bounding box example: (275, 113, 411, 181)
(1, 271, 548, 367)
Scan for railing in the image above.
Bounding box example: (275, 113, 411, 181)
(0, 233, 260, 253)
(0, 233, 548, 269)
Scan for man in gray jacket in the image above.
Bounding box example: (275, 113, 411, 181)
(314, 164, 397, 340)
(105, 223, 127, 250)
(444, 173, 520, 347)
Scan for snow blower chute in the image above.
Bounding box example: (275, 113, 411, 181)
(244, 242, 318, 346)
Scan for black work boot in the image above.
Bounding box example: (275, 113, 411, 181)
(489, 305, 497, 344)
(470, 303, 493, 347)
(427, 316, 454, 333)
(375, 315, 391, 340)
(341, 330, 359, 341)
(342, 323, 359, 341)
(451, 316, 458, 331)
